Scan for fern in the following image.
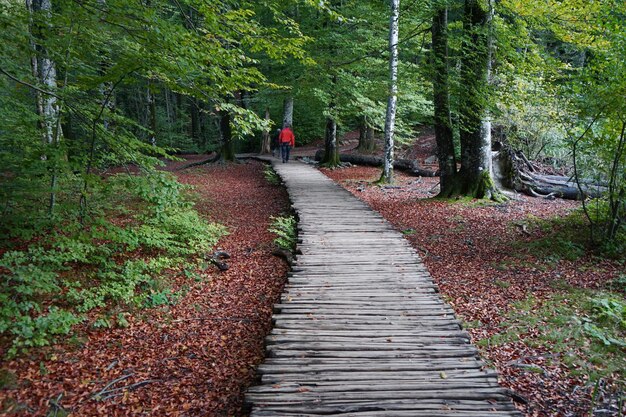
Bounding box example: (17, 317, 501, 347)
(269, 215, 297, 251)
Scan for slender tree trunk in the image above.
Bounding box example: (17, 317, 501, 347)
(380, 0, 400, 184)
(219, 109, 235, 161)
(26, 0, 44, 122)
(365, 126, 376, 151)
(176, 92, 183, 135)
(358, 117, 366, 149)
(28, 0, 62, 216)
(322, 74, 340, 167)
(432, 4, 457, 195)
(282, 96, 293, 128)
(455, 0, 501, 200)
(323, 116, 340, 166)
(261, 107, 271, 154)
(147, 84, 157, 146)
(189, 97, 200, 143)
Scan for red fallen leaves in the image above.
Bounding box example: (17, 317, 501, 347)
(0, 159, 290, 416)
(321, 165, 623, 417)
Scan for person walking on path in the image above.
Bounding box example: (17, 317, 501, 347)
(279, 125, 295, 163)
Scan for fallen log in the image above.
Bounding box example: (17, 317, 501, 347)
(314, 150, 436, 177)
(494, 145, 606, 200)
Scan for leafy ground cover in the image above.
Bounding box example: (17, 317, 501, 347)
(321, 164, 625, 416)
(0, 159, 290, 416)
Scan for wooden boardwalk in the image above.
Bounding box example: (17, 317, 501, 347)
(246, 159, 521, 416)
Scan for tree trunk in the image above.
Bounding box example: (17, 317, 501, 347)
(449, 0, 502, 200)
(28, 0, 62, 216)
(322, 116, 340, 166)
(357, 116, 376, 152)
(432, 4, 456, 195)
(30, 0, 61, 146)
(493, 144, 605, 200)
(365, 126, 376, 151)
(147, 84, 157, 146)
(189, 97, 200, 144)
(261, 107, 271, 154)
(282, 96, 293, 128)
(219, 109, 235, 161)
(380, 0, 400, 184)
(358, 117, 366, 150)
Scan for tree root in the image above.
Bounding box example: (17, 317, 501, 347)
(176, 152, 221, 171)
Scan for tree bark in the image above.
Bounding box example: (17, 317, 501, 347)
(29, 0, 61, 146)
(447, 0, 502, 200)
(357, 116, 376, 152)
(219, 109, 235, 161)
(282, 96, 293, 128)
(380, 0, 400, 184)
(147, 84, 157, 146)
(28, 0, 62, 216)
(261, 107, 271, 154)
(322, 116, 340, 166)
(432, 4, 456, 194)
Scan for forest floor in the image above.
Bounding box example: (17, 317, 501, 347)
(1, 135, 624, 417)
(0, 160, 292, 416)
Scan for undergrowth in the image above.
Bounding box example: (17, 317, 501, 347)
(269, 215, 297, 251)
(0, 171, 225, 358)
(513, 210, 626, 262)
(479, 289, 625, 383)
(263, 165, 281, 186)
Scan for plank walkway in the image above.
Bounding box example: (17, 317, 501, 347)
(246, 158, 521, 416)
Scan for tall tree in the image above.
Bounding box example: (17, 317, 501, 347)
(438, 0, 501, 200)
(431, 1, 456, 194)
(380, 0, 400, 184)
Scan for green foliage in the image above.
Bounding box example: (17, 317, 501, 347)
(514, 209, 625, 261)
(269, 215, 297, 251)
(263, 165, 281, 185)
(497, 0, 626, 243)
(0, 170, 225, 358)
(483, 290, 625, 381)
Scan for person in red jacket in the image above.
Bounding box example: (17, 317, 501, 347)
(279, 124, 295, 163)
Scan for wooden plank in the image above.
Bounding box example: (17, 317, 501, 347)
(260, 369, 500, 384)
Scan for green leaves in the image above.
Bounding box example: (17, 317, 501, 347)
(0, 168, 226, 357)
(269, 215, 297, 251)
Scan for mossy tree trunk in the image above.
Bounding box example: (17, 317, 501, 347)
(432, 3, 457, 195)
(441, 0, 503, 201)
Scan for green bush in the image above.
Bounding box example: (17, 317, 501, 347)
(0, 171, 226, 357)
